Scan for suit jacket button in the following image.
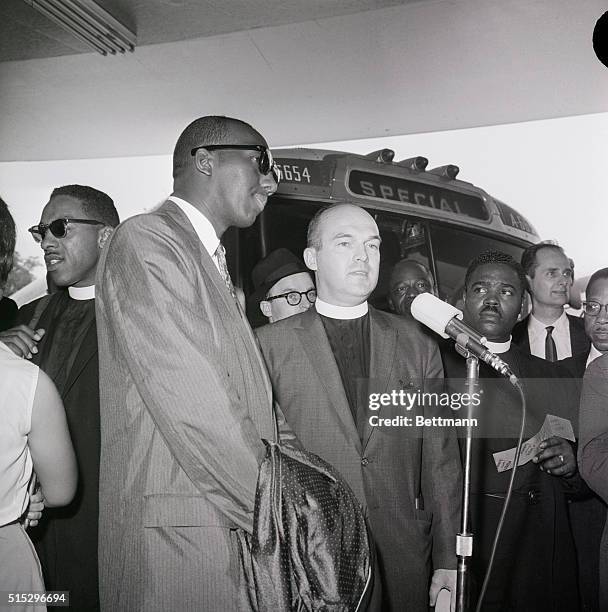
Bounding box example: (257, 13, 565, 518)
(361, 457, 369, 466)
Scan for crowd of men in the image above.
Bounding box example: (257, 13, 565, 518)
(0, 114, 607, 612)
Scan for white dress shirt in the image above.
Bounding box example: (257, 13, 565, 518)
(527, 311, 572, 360)
(586, 345, 605, 369)
(168, 196, 221, 272)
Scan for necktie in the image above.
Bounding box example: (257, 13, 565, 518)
(214, 243, 237, 301)
(545, 325, 557, 362)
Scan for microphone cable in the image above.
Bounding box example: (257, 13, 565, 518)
(474, 378, 527, 612)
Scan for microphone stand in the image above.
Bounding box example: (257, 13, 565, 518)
(455, 349, 478, 612)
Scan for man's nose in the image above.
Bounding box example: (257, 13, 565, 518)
(41, 229, 58, 250)
(260, 171, 277, 195)
(354, 245, 368, 262)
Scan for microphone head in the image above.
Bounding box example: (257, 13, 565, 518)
(410, 293, 463, 339)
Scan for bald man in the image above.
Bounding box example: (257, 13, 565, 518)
(257, 204, 461, 612)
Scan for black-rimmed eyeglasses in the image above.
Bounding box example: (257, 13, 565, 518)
(28, 218, 105, 243)
(266, 289, 317, 307)
(190, 144, 279, 183)
(583, 301, 608, 316)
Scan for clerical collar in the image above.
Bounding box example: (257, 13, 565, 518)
(484, 338, 511, 354)
(68, 285, 95, 300)
(315, 298, 368, 320)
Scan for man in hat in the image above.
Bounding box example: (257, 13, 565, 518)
(252, 248, 316, 323)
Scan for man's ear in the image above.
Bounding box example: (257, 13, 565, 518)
(260, 300, 272, 319)
(303, 247, 317, 271)
(98, 227, 114, 250)
(193, 148, 213, 176)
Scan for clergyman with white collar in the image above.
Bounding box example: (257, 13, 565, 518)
(441, 249, 582, 611)
(257, 203, 461, 611)
(0, 184, 119, 611)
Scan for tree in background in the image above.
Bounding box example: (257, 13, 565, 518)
(4, 252, 43, 295)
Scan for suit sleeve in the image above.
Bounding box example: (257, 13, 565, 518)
(421, 339, 462, 570)
(578, 355, 608, 504)
(256, 326, 303, 450)
(98, 219, 266, 532)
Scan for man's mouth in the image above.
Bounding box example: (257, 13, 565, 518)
(479, 307, 501, 320)
(44, 254, 62, 268)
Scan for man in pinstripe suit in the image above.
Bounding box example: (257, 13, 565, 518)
(96, 116, 281, 611)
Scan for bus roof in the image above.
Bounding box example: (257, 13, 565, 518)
(271, 147, 540, 246)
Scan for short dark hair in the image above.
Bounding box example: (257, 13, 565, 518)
(587, 268, 608, 295)
(172, 115, 257, 179)
(520, 243, 567, 277)
(0, 196, 16, 285)
(390, 258, 434, 287)
(50, 185, 119, 227)
(464, 250, 527, 294)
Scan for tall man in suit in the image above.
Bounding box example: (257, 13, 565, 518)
(257, 204, 461, 612)
(96, 116, 281, 611)
(513, 243, 589, 360)
(0, 185, 119, 611)
(442, 250, 582, 611)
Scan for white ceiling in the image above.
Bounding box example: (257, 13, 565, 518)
(1, 0, 607, 162)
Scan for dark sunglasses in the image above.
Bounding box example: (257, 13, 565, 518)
(266, 289, 317, 307)
(28, 218, 105, 243)
(190, 144, 280, 183)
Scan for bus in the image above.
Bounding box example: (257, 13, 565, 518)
(222, 147, 540, 326)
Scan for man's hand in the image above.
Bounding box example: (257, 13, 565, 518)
(0, 325, 45, 359)
(23, 484, 45, 529)
(429, 568, 456, 612)
(533, 436, 577, 478)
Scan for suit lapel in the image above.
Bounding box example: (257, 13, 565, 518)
(363, 308, 397, 451)
(163, 201, 273, 420)
(296, 309, 362, 452)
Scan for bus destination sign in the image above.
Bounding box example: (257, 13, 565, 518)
(495, 201, 536, 235)
(347, 170, 490, 222)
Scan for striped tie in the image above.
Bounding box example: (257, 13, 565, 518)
(214, 243, 237, 301)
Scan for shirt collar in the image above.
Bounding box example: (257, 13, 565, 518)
(315, 297, 368, 320)
(587, 345, 606, 368)
(529, 310, 568, 334)
(68, 285, 95, 300)
(485, 338, 512, 354)
(168, 195, 220, 258)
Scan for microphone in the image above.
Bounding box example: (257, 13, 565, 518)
(410, 293, 518, 384)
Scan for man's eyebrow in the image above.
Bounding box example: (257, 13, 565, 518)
(366, 234, 382, 242)
(330, 232, 353, 240)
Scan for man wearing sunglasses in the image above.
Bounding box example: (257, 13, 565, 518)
(0, 184, 119, 612)
(95, 116, 284, 612)
(250, 248, 315, 324)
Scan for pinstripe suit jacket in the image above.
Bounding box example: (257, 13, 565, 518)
(256, 307, 462, 612)
(95, 200, 277, 612)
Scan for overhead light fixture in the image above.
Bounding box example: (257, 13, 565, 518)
(24, 0, 136, 56)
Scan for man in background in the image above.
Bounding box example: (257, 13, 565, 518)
(251, 248, 315, 323)
(513, 243, 589, 360)
(387, 258, 435, 319)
